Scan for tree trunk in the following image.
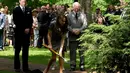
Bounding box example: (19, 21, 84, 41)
(80, 0, 92, 24)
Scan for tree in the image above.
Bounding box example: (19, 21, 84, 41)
(80, 0, 92, 24)
(79, 3, 130, 72)
(2, 0, 18, 12)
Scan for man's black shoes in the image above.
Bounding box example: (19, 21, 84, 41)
(15, 69, 22, 73)
(70, 65, 85, 71)
(70, 67, 76, 71)
(23, 69, 31, 73)
(70, 65, 76, 71)
(80, 65, 85, 71)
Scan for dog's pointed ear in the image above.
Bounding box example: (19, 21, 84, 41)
(31, 69, 43, 73)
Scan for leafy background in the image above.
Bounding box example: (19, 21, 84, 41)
(0, 0, 130, 72)
(0, 0, 126, 13)
(78, 3, 130, 72)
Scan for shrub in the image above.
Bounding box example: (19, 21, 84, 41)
(78, 3, 130, 73)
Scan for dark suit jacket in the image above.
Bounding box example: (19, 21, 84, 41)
(13, 6, 33, 36)
(37, 11, 50, 28)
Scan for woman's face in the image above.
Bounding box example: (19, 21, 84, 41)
(32, 12, 37, 16)
(4, 6, 8, 10)
(59, 16, 66, 27)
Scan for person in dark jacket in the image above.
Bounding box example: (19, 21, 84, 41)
(105, 5, 116, 25)
(13, 0, 33, 72)
(37, 5, 50, 48)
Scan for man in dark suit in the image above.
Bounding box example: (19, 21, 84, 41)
(13, 0, 33, 72)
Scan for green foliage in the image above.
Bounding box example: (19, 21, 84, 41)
(0, 0, 125, 14)
(91, 0, 124, 13)
(92, 0, 108, 12)
(105, 0, 120, 5)
(1, 0, 17, 12)
(0, 0, 74, 13)
(39, 0, 73, 6)
(79, 4, 130, 72)
(79, 24, 110, 50)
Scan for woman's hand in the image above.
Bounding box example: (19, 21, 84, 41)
(59, 47, 63, 56)
(48, 45, 52, 49)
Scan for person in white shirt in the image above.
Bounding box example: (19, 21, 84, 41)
(7, 12, 14, 47)
(32, 9, 39, 47)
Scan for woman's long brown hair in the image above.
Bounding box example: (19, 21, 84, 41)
(56, 12, 68, 34)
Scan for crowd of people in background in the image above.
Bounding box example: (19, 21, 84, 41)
(93, 0, 128, 25)
(0, 1, 71, 49)
(0, 0, 128, 73)
(0, 0, 127, 50)
(0, 2, 69, 50)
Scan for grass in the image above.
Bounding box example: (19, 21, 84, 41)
(0, 46, 71, 68)
(0, 46, 82, 73)
(0, 71, 15, 73)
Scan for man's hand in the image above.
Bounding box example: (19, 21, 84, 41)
(72, 29, 77, 34)
(25, 28, 30, 34)
(72, 29, 80, 35)
(33, 24, 37, 28)
(75, 29, 80, 35)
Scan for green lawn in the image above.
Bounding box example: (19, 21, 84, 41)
(0, 46, 71, 67)
(0, 47, 81, 73)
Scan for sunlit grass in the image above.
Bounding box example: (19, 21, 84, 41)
(0, 46, 86, 73)
(0, 46, 70, 68)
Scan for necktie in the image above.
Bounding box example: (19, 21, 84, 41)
(22, 7, 25, 13)
(75, 13, 78, 20)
